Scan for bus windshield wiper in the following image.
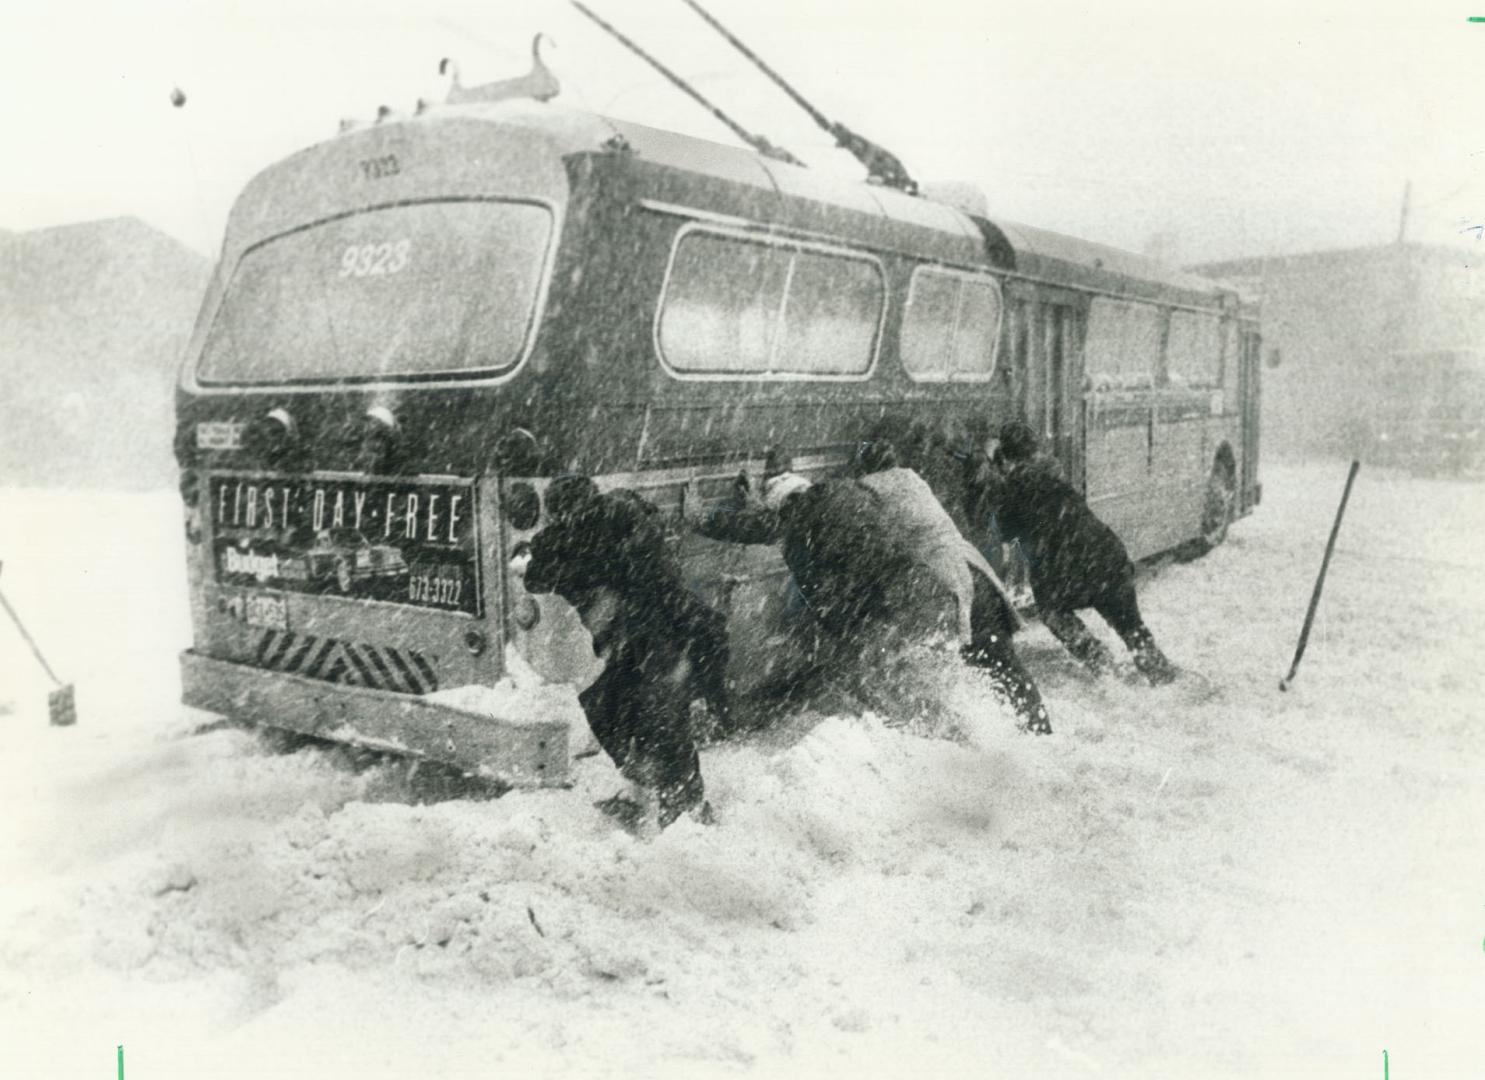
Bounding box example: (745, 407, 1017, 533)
(680, 0, 918, 194)
(571, 1, 804, 168)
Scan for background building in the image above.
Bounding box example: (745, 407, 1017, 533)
(1192, 242, 1483, 460)
(0, 218, 209, 488)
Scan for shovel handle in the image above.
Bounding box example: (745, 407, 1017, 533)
(1278, 460, 1360, 691)
(0, 570, 64, 688)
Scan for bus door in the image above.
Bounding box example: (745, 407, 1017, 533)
(1238, 327, 1261, 508)
(998, 289, 1034, 427)
(1082, 297, 1162, 557)
(1035, 294, 1085, 488)
(1148, 307, 1224, 551)
(991, 293, 1084, 600)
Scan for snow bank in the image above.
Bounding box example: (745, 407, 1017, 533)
(426, 645, 588, 731)
(1, 465, 1481, 1078)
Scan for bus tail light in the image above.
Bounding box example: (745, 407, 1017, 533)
(504, 482, 541, 530)
(494, 427, 541, 476)
(244, 407, 299, 467)
(353, 406, 401, 474)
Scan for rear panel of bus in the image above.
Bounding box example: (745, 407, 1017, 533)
(172, 113, 595, 771)
(187, 469, 502, 697)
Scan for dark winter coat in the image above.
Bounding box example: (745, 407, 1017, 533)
(524, 488, 672, 604)
(697, 468, 1016, 645)
(965, 454, 1136, 614)
(692, 477, 885, 636)
(524, 487, 730, 805)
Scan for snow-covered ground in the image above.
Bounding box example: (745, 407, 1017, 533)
(1, 463, 1481, 1078)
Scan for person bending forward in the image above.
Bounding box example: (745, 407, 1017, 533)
(965, 422, 1177, 685)
(524, 476, 729, 829)
(694, 456, 1052, 734)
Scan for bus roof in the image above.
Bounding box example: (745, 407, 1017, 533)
(421, 102, 989, 256)
(995, 220, 1227, 304)
(242, 99, 1234, 308)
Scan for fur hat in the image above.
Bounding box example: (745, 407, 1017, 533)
(761, 471, 812, 511)
(546, 474, 599, 519)
(997, 421, 1041, 463)
(853, 439, 898, 475)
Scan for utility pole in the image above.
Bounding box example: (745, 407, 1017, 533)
(1396, 179, 1412, 245)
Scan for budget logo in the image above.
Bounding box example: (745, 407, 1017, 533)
(223, 547, 280, 582)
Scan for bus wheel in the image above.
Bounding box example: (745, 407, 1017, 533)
(1194, 461, 1237, 554)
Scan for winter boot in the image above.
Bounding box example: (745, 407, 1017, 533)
(656, 771, 707, 830)
(1132, 642, 1178, 686)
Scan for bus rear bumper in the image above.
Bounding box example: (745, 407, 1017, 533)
(179, 650, 570, 788)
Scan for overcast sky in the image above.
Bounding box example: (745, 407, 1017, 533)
(3, 0, 1482, 265)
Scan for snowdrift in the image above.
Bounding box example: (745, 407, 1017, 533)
(1, 465, 1482, 1078)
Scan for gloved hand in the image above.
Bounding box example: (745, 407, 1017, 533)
(680, 478, 709, 529)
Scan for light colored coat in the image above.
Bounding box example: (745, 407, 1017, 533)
(857, 467, 1021, 643)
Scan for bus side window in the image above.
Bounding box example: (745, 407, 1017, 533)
(659, 233, 791, 374)
(658, 229, 883, 377)
(1085, 297, 1161, 391)
(901, 271, 957, 379)
(951, 281, 1001, 379)
(899, 267, 1003, 382)
(1165, 310, 1223, 387)
(782, 249, 884, 375)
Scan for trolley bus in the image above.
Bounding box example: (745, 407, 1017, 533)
(173, 92, 1261, 786)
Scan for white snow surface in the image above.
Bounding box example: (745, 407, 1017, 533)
(426, 645, 589, 730)
(1, 465, 1482, 1078)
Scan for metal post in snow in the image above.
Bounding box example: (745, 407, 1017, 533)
(1279, 460, 1361, 691)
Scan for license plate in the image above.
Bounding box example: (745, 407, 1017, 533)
(245, 593, 288, 630)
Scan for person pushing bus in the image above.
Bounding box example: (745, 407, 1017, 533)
(523, 476, 729, 831)
(689, 447, 1053, 735)
(964, 422, 1178, 686)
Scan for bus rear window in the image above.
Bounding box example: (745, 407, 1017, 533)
(196, 200, 552, 385)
